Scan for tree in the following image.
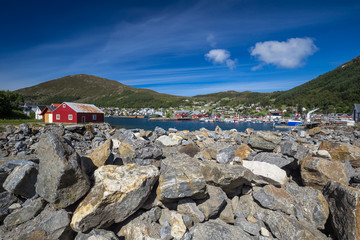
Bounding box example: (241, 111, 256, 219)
(0, 91, 24, 118)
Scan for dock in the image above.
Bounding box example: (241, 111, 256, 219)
(274, 125, 305, 129)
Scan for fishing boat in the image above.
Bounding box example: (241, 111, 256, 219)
(287, 119, 302, 126)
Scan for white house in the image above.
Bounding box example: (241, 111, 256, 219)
(35, 105, 46, 120)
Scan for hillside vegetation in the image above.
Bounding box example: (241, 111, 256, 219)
(16, 74, 186, 108)
(15, 55, 360, 113)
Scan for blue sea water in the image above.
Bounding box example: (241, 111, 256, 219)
(105, 117, 289, 132)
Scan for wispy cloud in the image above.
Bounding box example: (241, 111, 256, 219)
(250, 37, 318, 70)
(206, 34, 216, 47)
(205, 49, 237, 70)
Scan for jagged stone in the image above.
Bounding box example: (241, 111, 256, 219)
(0, 191, 19, 221)
(242, 160, 288, 186)
(177, 198, 205, 223)
(199, 160, 254, 195)
(253, 183, 329, 230)
(252, 152, 296, 169)
(156, 135, 181, 147)
(149, 206, 162, 222)
(300, 156, 348, 190)
(219, 199, 235, 224)
(83, 139, 112, 167)
(234, 144, 252, 160)
(76, 229, 119, 240)
(190, 219, 252, 240)
(160, 221, 172, 240)
(179, 143, 199, 157)
(234, 218, 260, 236)
(170, 211, 187, 239)
(157, 155, 207, 201)
(323, 181, 360, 240)
(36, 133, 90, 208)
(280, 141, 298, 157)
(216, 146, 235, 164)
(248, 131, 281, 151)
(3, 162, 38, 198)
(254, 208, 329, 240)
(71, 164, 159, 232)
(118, 211, 161, 240)
(319, 141, 360, 168)
(197, 185, 227, 220)
(4, 198, 46, 228)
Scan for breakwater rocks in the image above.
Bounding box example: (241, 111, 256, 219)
(0, 123, 360, 239)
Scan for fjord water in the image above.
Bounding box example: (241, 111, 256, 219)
(105, 117, 288, 132)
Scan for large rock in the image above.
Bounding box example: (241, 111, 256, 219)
(1, 205, 74, 240)
(248, 131, 281, 151)
(83, 139, 113, 167)
(242, 160, 288, 186)
(3, 162, 38, 198)
(197, 185, 227, 220)
(323, 181, 360, 240)
(4, 198, 46, 228)
(190, 219, 252, 240)
(76, 229, 119, 240)
(71, 164, 159, 232)
(252, 152, 295, 169)
(117, 211, 161, 240)
(300, 156, 348, 190)
(199, 160, 254, 195)
(253, 183, 329, 230)
(234, 144, 252, 160)
(216, 146, 235, 164)
(254, 208, 328, 240)
(177, 198, 205, 223)
(319, 141, 360, 168)
(157, 155, 207, 201)
(156, 135, 181, 147)
(36, 133, 90, 208)
(179, 143, 199, 158)
(0, 191, 19, 221)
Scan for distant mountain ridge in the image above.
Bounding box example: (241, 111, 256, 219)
(16, 55, 360, 112)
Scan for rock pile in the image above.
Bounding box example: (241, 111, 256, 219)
(0, 123, 360, 239)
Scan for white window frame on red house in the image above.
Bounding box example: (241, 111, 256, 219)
(92, 114, 97, 120)
(63, 103, 66, 108)
(68, 114, 73, 120)
(56, 114, 60, 120)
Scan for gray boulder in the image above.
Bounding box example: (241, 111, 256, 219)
(197, 185, 227, 220)
(70, 164, 159, 232)
(4, 198, 46, 228)
(252, 152, 296, 169)
(157, 155, 207, 201)
(199, 160, 254, 195)
(248, 131, 281, 151)
(3, 162, 38, 198)
(177, 198, 205, 223)
(216, 146, 235, 164)
(0, 191, 19, 221)
(190, 219, 252, 240)
(76, 229, 119, 240)
(36, 133, 90, 208)
(323, 181, 360, 240)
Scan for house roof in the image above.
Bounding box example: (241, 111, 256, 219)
(40, 105, 57, 115)
(36, 105, 46, 111)
(64, 102, 104, 114)
(354, 104, 360, 112)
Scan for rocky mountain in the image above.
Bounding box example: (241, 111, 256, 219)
(0, 123, 360, 239)
(16, 74, 186, 108)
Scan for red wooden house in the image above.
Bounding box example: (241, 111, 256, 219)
(40, 103, 61, 123)
(52, 102, 104, 123)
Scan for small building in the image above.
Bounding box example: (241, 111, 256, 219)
(35, 105, 46, 120)
(352, 104, 360, 122)
(40, 104, 59, 123)
(52, 102, 104, 123)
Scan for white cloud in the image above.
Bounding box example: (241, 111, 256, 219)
(250, 37, 318, 69)
(205, 49, 236, 69)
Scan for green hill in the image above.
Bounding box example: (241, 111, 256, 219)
(15, 55, 360, 113)
(274, 55, 360, 113)
(16, 74, 186, 108)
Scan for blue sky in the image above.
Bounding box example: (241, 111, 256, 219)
(0, 0, 359, 96)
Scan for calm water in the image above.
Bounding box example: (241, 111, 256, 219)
(105, 117, 289, 132)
